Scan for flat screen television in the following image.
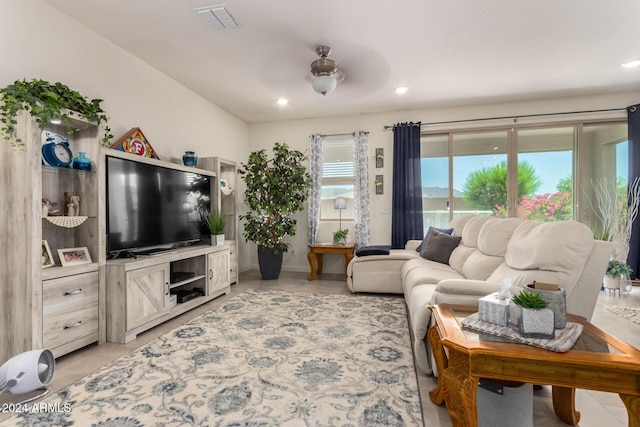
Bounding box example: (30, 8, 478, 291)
(106, 155, 211, 254)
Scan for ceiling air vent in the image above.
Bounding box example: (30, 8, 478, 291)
(193, 4, 240, 30)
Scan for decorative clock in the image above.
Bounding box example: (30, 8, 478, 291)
(41, 132, 73, 167)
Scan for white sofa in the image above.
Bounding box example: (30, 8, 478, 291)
(346, 215, 614, 374)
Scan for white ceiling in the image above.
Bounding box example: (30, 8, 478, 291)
(46, 0, 640, 124)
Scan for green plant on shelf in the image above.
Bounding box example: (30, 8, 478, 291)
(0, 78, 112, 149)
(203, 209, 226, 235)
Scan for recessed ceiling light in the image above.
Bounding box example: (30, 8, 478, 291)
(395, 86, 409, 94)
(276, 98, 288, 106)
(622, 59, 640, 68)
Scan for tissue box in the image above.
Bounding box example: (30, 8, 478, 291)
(479, 292, 510, 326)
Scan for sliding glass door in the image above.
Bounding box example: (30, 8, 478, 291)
(420, 120, 627, 229)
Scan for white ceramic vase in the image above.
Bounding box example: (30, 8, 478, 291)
(211, 234, 225, 246)
(518, 307, 555, 339)
(603, 275, 621, 291)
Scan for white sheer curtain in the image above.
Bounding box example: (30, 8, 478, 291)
(308, 134, 325, 244)
(353, 131, 370, 247)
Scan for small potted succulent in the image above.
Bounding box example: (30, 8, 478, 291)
(203, 209, 226, 246)
(510, 290, 555, 338)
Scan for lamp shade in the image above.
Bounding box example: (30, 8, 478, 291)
(312, 75, 337, 96)
(334, 196, 347, 210)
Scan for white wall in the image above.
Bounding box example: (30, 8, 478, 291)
(0, 0, 248, 163)
(1, 0, 250, 268)
(248, 91, 640, 274)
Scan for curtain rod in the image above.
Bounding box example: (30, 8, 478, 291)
(382, 107, 628, 130)
(319, 131, 369, 138)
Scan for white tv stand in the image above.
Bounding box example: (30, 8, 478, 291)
(106, 244, 230, 343)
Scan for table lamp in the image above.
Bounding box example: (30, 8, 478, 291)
(335, 196, 347, 231)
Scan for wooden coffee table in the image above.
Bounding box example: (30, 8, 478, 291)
(428, 304, 640, 427)
(307, 244, 355, 281)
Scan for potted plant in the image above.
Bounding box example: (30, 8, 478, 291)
(589, 177, 640, 294)
(332, 228, 349, 245)
(0, 78, 112, 149)
(604, 259, 633, 292)
(238, 142, 312, 280)
(203, 209, 226, 246)
(510, 290, 555, 338)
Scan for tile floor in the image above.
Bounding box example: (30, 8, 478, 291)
(1, 270, 639, 426)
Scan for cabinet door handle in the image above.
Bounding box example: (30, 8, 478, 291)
(165, 282, 169, 296)
(64, 321, 82, 329)
(209, 269, 213, 280)
(63, 288, 83, 296)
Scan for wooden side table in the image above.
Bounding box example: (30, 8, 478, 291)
(428, 304, 640, 427)
(307, 244, 355, 281)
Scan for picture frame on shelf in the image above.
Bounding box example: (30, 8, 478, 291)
(42, 240, 54, 268)
(58, 247, 92, 267)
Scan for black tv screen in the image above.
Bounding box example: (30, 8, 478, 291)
(106, 156, 211, 254)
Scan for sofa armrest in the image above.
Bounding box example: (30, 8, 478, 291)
(431, 279, 502, 307)
(405, 240, 422, 251)
(435, 279, 502, 295)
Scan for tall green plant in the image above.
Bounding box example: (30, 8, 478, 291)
(0, 78, 112, 148)
(238, 142, 312, 254)
(462, 160, 541, 211)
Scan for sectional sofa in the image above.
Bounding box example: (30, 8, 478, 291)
(346, 215, 614, 374)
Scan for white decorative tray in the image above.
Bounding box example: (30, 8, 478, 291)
(44, 216, 88, 228)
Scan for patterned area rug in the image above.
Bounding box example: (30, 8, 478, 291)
(8, 289, 423, 426)
(606, 305, 640, 326)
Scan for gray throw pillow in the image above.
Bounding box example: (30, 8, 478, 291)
(415, 226, 454, 252)
(420, 229, 462, 264)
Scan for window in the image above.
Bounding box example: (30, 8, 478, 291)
(321, 138, 354, 220)
(420, 120, 628, 229)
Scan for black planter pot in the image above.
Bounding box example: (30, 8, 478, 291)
(257, 246, 283, 280)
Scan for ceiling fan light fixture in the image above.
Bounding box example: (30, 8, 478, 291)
(312, 75, 337, 96)
(310, 46, 344, 96)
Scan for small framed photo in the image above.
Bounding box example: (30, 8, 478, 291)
(58, 247, 92, 267)
(42, 240, 54, 268)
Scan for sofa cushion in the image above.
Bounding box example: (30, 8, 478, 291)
(355, 245, 391, 256)
(449, 214, 476, 237)
(415, 226, 453, 252)
(487, 220, 596, 292)
(402, 262, 465, 296)
(460, 215, 493, 248)
(448, 245, 477, 274)
(477, 217, 521, 257)
(505, 221, 594, 274)
(420, 229, 462, 264)
(461, 251, 506, 281)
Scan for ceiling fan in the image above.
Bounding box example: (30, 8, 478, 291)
(310, 46, 345, 96)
